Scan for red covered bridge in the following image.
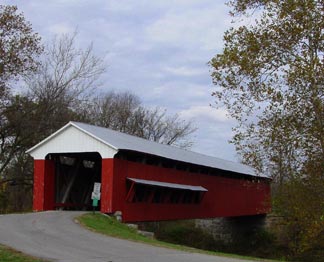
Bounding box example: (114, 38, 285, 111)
(27, 122, 271, 222)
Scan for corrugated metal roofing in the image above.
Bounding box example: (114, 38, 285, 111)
(127, 178, 208, 191)
(69, 121, 265, 178)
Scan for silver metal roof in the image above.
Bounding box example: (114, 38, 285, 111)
(127, 178, 208, 191)
(70, 121, 265, 178)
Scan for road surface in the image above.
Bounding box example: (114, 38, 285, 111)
(0, 211, 261, 262)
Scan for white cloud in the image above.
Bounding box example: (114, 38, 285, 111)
(143, 82, 212, 110)
(47, 22, 74, 35)
(146, 5, 231, 51)
(163, 66, 206, 77)
(103, 1, 133, 12)
(181, 105, 238, 161)
(180, 105, 230, 123)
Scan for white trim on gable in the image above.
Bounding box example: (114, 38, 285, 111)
(27, 124, 117, 159)
(70, 122, 118, 151)
(26, 122, 72, 154)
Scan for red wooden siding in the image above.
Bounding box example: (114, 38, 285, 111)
(33, 157, 271, 222)
(100, 158, 114, 213)
(33, 160, 55, 211)
(33, 160, 45, 211)
(111, 159, 271, 222)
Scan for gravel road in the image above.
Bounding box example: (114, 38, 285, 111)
(0, 211, 263, 262)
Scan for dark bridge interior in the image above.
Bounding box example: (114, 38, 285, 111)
(47, 152, 102, 210)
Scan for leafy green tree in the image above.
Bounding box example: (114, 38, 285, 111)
(274, 176, 324, 260)
(211, 0, 324, 179)
(0, 95, 36, 212)
(0, 4, 42, 176)
(0, 5, 42, 207)
(210, 0, 324, 259)
(0, 5, 42, 90)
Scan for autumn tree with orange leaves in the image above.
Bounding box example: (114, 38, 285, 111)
(210, 1, 324, 260)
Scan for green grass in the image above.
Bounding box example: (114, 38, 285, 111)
(0, 244, 46, 262)
(78, 213, 151, 242)
(77, 213, 279, 261)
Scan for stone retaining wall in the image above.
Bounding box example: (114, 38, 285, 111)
(195, 215, 267, 243)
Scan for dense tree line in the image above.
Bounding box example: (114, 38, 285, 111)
(210, 0, 324, 261)
(0, 5, 195, 214)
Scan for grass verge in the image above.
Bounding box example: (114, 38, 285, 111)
(77, 213, 278, 262)
(0, 244, 46, 262)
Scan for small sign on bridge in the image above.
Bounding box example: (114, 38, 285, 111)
(91, 182, 101, 210)
(93, 182, 101, 194)
(91, 191, 101, 201)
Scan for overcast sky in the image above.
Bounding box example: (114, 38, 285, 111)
(4, 0, 241, 162)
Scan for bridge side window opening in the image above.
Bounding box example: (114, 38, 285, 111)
(126, 178, 207, 205)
